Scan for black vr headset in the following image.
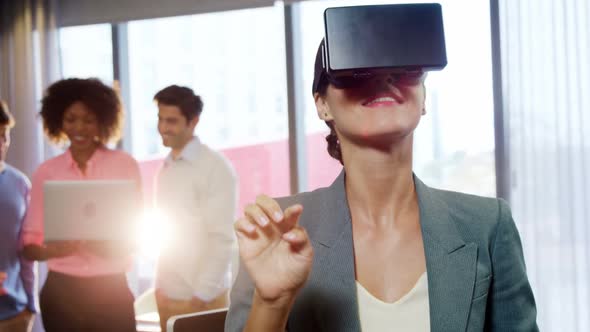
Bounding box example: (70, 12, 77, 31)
(313, 3, 447, 93)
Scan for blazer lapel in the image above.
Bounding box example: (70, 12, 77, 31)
(415, 176, 478, 332)
(309, 171, 361, 331)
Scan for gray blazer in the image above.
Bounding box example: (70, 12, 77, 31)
(225, 172, 538, 331)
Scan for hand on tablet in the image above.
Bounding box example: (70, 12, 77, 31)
(82, 240, 132, 258)
(22, 242, 81, 261)
(45, 241, 83, 259)
(0, 271, 7, 295)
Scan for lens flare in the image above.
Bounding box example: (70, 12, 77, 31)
(136, 208, 170, 259)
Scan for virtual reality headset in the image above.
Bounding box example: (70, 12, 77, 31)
(313, 3, 447, 93)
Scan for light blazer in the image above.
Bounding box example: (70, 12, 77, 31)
(225, 172, 538, 331)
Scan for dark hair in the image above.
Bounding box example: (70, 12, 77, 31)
(153, 85, 203, 122)
(0, 100, 15, 127)
(40, 78, 123, 144)
(312, 40, 343, 165)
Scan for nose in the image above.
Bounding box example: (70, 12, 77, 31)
(75, 120, 84, 131)
(369, 73, 397, 88)
(158, 124, 171, 137)
(385, 75, 395, 85)
(378, 71, 423, 87)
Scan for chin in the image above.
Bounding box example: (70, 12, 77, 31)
(70, 142, 95, 151)
(350, 127, 415, 147)
(161, 138, 172, 147)
(360, 124, 416, 139)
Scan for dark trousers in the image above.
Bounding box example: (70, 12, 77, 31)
(40, 271, 136, 332)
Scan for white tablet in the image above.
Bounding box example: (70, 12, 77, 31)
(43, 180, 140, 242)
(167, 308, 227, 332)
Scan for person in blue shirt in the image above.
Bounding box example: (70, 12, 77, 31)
(0, 100, 37, 332)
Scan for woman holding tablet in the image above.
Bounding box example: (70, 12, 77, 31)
(21, 78, 141, 332)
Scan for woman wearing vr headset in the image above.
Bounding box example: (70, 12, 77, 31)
(227, 12, 537, 332)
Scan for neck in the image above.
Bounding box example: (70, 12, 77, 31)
(0, 161, 5, 173)
(70, 143, 99, 171)
(171, 136, 194, 159)
(341, 134, 417, 227)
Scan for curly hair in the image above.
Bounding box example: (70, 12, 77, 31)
(0, 100, 15, 127)
(40, 78, 123, 145)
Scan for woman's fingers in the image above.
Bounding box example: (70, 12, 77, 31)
(282, 204, 303, 229)
(238, 197, 305, 247)
(255, 195, 284, 223)
(282, 226, 313, 257)
(245, 195, 303, 230)
(282, 225, 308, 246)
(244, 203, 271, 227)
(234, 217, 257, 237)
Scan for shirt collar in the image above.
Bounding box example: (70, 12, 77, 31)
(165, 136, 201, 164)
(65, 145, 105, 170)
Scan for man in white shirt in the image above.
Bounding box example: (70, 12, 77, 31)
(153, 85, 238, 331)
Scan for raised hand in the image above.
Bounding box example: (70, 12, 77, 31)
(234, 195, 314, 305)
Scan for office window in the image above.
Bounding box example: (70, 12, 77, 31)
(127, 5, 290, 207)
(59, 24, 114, 84)
(126, 5, 289, 290)
(298, 0, 496, 196)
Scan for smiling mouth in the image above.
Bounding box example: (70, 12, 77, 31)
(71, 135, 89, 142)
(362, 88, 405, 106)
(363, 96, 402, 107)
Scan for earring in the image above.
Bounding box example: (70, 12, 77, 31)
(421, 109, 426, 115)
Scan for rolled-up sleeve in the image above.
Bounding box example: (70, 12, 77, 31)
(19, 178, 39, 312)
(123, 155, 144, 231)
(21, 166, 47, 246)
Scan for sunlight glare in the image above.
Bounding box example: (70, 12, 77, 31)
(136, 208, 170, 259)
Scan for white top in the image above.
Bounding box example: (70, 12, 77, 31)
(155, 136, 238, 301)
(356, 272, 430, 332)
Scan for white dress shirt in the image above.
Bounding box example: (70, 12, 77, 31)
(155, 136, 238, 301)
